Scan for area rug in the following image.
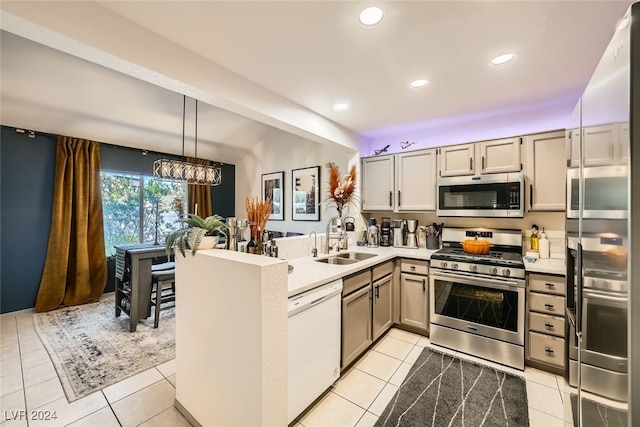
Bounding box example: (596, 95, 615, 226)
(33, 296, 175, 402)
(375, 348, 529, 427)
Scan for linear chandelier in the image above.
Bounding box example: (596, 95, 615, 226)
(153, 95, 222, 186)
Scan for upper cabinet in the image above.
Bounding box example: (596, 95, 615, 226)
(567, 123, 625, 167)
(395, 149, 437, 211)
(361, 155, 394, 211)
(524, 131, 566, 211)
(361, 149, 437, 212)
(438, 137, 522, 177)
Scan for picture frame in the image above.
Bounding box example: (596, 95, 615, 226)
(291, 166, 321, 221)
(261, 171, 284, 221)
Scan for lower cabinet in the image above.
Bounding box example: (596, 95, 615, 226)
(341, 260, 394, 369)
(526, 272, 566, 373)
(399, 259, 429, 333)
(342, 285, 373, 369)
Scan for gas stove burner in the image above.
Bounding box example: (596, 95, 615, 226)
(431, 247, 524, 267)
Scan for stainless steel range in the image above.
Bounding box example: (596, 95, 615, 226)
(429, 228, 525, 370)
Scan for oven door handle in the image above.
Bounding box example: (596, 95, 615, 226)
(583, 290, 628, 303)
(430, 270, 522, 290)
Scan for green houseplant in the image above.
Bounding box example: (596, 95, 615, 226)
(165, 213, 227, 256)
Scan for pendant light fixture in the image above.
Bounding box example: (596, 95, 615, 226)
(153, 95, 222, 186)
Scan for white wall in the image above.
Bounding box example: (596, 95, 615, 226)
(236, 129, 366, 236)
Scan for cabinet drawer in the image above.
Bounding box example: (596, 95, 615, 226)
(372, 260, 393, 282)
(343, 269, 371, 296)
(400, 259, 429, 275)
(529, 273, 565, 296)
(528, 332, 565, 369)
(528, 312, 565, 337)
(529, 292, 564, 316)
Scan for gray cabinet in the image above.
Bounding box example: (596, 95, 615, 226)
(361, 155, 394, 211)
(399, 259, 429, 332)
(362, 150, 436, 211)
(342, 284, 372, 369)
(341, 261, 394, 368)
(438, 137, 521, 177)
(526, 273, 566, 372)
(524, 130, 566, 211)
(395, 149, 437, 211)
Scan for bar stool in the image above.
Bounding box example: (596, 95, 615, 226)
(151, 269, 176, 328)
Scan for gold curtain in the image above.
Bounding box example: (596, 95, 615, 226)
(35, 136, 107, 312)
(187, 157, 212, 217)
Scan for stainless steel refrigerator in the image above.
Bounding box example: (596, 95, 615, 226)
(564, 4, 639, 426)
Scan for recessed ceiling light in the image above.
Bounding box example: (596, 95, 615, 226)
(333, 103, 349, 111)
(410, 79, 429, 88)
(491, 53, 515, 65)
(359, 6, 384, 26)
(617, 16, 630, 31)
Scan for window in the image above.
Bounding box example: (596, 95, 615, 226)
(101, 171, 188, 256)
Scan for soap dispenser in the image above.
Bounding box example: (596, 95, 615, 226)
(539, 228, 550, 259)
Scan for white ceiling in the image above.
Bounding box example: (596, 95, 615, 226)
(0, 1, 634, 163)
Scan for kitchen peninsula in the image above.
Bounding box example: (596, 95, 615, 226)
(173, 245, 436, 426)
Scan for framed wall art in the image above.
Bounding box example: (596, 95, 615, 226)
(291, 166, 320, 221)
(261, 171, 284, 221)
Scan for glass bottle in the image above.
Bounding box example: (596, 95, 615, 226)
(247, 227, 256, 254)
(530, 224, 539, 251)
(255, 227, 263, 255)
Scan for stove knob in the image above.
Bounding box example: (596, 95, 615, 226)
(591, 279, 598, 288)
(452, 263, 459, 270)
(441, 262, 448, 268)
(502, 269, 511, 277)
(490, 267, 498, 275)
(470, 265, 478, 273)
(603, 280, 610, 289)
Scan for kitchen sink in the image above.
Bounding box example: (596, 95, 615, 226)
(314, 257, 359, 265)
(314, 252, 377, 265)
(334, 252, 377, 261)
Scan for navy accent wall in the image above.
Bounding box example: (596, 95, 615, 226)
(1, 126, 236, 314)
(1, 126, 56, 313)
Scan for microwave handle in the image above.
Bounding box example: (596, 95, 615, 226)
(576, 242, 583, 336)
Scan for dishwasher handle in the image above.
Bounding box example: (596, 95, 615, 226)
(288, 279, 343, 317)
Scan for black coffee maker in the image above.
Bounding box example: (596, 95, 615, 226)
(380, 217, 392, 246)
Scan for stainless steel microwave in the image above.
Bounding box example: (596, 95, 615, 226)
(566, 166, 628, 219)
(436, 172, 524, 217)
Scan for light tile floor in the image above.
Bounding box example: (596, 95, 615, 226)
(1, 309, 574, 427)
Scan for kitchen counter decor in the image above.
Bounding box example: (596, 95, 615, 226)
(245, 195, 272, 254)
(323, 161, 357, 218)
(165, 213, 227, 256)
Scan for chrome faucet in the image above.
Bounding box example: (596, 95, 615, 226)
(325, 216, 348, 254)
(309, 231, 318, 257)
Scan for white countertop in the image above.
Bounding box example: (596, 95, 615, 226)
(523, 256, 566, 276)
(287, 246, 438, 297)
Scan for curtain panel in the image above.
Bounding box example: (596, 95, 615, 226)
(187, 157, 212, 217)
(35, 136, 107, 312)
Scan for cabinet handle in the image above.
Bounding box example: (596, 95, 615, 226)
(375, 284, 380, 299)
(544, 303, 554, 310)
(410, 265, 416, 271)
(545, 283, 556, 289)
(389, 191, 392, 207)
(544, 323, 555, 329)
(398, 190, 401, 206)
(529, 184, 533, 208)
(470, 158, 473, 171)
(369, 288, 373, 300)
(544, 348, 555, 354)
(422, 278, 426, 292)
(482, 156, 485, 170)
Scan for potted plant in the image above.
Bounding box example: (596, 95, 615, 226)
(165, 213, 227, 256)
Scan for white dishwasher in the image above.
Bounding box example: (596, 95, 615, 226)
(288, 279, 343, 424)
